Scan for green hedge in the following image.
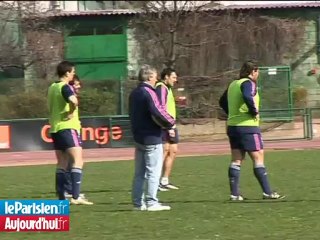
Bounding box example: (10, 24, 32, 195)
(0, 80, 120, 120)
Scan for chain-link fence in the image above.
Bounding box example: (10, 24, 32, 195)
(258, 66, 293, 121)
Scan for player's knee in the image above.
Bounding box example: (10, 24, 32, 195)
(170, 144, 178, 153)
(231, 159, 242, 166)
(171, 152, 177, 158)
(253, 157, 264, 165)
(68, 149, 83, 168)
(73, 157, 83, 167)
(249, 149, 263, 162)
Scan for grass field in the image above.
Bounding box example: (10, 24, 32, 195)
(1, 150, 320, 240)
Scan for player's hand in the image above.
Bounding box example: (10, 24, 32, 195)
(254, 114, 260, 121)
(67, 113, 74, 120)
(63, 113, 74, 121)
(168, 129, 175, 137)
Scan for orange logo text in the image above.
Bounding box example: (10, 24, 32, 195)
(41, 125, 123, 145)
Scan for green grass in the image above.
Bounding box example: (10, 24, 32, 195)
(1, 150, 320, 240)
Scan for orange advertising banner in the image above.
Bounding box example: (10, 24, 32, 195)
(0, 125, 10, 149)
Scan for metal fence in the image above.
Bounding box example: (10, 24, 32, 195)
(258, 66, 293, 121)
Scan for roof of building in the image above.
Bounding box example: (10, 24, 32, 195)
(48, 2, 320, 18)
(47, 9, 139, 17)
(222, 1, 320, 10)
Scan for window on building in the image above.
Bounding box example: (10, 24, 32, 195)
(95, 25, 123, 35)
(62, 1, 79, 11)
(61, 1, 131, 11)
(69, 26, 94, 36)
(78, 1, 116, 11)
(68, 25, 124, 36)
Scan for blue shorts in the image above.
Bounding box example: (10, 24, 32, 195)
(51, 129, 82, 151)
(228, 132, 263, 152)
(162, 128, 179, 144)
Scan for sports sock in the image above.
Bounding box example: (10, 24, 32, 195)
(71, 168, 83, 199)
(161, 177, 169, 186)
(228, 163, 241, 196)
(56, 168, 67, 200)
(254, 164, 272, 195)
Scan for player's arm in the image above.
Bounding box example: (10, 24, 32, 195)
(219, 89, 229, 115)
(155, 84, 168, 108)
(155, 84, 176, 136)
(61, 85, 78, 118)
(240, 80, 258, 117)
(144, 87, 175, 129)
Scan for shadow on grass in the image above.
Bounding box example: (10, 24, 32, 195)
(63, 189, 131, 194)
(1, 189, 131, 199)
(43, 189, 130, 195)
(165, 198, 320, 204)
(69, 207, 135, 213)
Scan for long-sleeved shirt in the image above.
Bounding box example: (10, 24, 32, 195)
(129, 82, 175, 145)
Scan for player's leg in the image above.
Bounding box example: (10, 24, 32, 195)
(64, 159, 73, 197)
(160, 128, 179, 190)
(159, 130, 170, 191)
(159, 141, 170, 190)
(246, 133, 284, 199)
(132, 143, 147, 210)
(228, 134, 246, 200)
(54, 150, 69, 200)
(64, 158, 87, 200)
(52, 132, 69, 200)
(64, 129, 93, 205)
(160, 143, 178, 189)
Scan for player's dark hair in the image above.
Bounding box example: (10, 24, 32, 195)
(161, 67, 176, 80)
(239, 60, 259, 79)
(56, 61, 75, 78)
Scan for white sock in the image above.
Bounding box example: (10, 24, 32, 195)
(161, 177, 169, 185)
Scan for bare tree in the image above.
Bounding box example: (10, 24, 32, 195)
(0, 1, 64, 91)
(131, 1, 214, 69)
(131, 2, 306, 118)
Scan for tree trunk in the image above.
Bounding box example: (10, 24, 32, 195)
(16, 1, 34, 92)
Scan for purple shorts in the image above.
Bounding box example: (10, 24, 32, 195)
(228, 132, 263, 151)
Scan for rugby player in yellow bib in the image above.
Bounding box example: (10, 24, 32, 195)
(47, 61, 93, 205)
(156, 68, 179, 191)
(219, 60, 284, 201)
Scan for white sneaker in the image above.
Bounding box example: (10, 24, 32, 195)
(263, 192, 285, 200)
(64, 192, 86, 199)
(165, 183, 179, 190)
(70, 197, 94, 205)
(230, 195, 244, 201)
(158, 185, 170, 192)
(147, 203, 171, 211)
(64, 192, 72, 198)
(133, 205, 147, 211)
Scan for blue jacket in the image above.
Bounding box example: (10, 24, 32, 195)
(129, 82, 176, 145)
